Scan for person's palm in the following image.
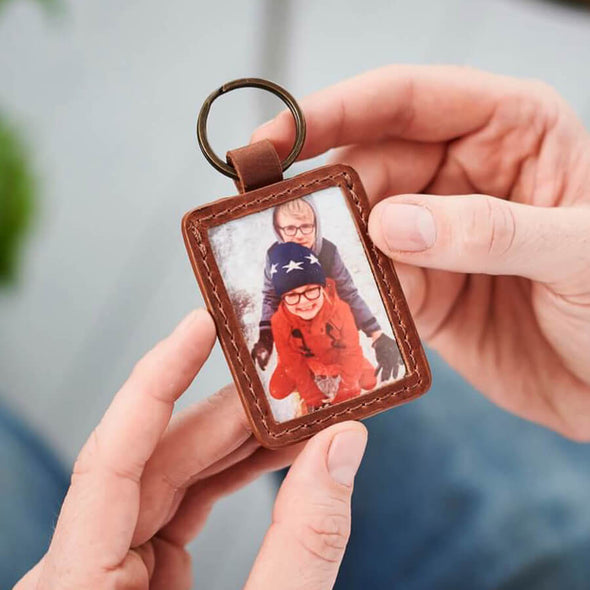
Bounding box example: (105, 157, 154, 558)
(254, 66, 590, 439)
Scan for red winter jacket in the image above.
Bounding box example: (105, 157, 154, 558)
(270, 279, 376, 408)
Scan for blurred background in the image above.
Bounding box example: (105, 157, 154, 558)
(1, 0, 590, 587)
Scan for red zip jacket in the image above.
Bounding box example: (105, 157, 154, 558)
(270, 279, 376, 408)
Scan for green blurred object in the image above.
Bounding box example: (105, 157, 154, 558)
(0, 0, 64, 285)
(0, 0, 60, 12)
(0, 114, 35, 284)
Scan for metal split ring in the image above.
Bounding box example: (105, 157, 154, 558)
(196, 77, 306, 179)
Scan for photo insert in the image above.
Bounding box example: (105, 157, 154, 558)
(208, 187, 406, 423)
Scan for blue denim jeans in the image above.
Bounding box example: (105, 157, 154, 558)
(331, 351, 590, 589)
(0, 399, 69, 589)
(4, 351, 590, 589)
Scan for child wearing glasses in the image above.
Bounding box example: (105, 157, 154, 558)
(268, 241, 377, 414)
(251, 196, 403, 382)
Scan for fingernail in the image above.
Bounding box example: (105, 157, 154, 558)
(327, 429, 367, 486)
(381, 203, 436, 252)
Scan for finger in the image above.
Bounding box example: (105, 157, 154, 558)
(133, 384, 255, 545)
(327, 137, 458, 334)
(195, 433, 260, 480)
(245, 422, 367, 590)
(150, 537, 192, 590)
(368, 194, 590, 287)
(88, 308, 216, 480)
(47, 310, 216, 573)
(252, 65, 510, 160)
(393, 260, 428, 314)
(138, 436, 260, 552)
(132, 542, 156, 581)
(329, 138, 445, 204)
(383, 366, 393, 381)
(161, 441, 304, 545)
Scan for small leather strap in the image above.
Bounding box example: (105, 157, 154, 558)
(226, 139, 283, 193)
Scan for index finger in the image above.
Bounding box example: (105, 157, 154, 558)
(252, 65, 508, 160)
(47, 309, 216, 572)
(87, 308, 217, 478)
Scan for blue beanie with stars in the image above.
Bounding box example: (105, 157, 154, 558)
(268, 242, 326, 298)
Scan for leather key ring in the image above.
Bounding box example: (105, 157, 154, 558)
(183, 78, 431, 448)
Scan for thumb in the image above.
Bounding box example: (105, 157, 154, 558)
(368, 194, 590, 286)
(244, 422, 367, 590)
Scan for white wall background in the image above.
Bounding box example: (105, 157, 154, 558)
(1, 0, 589, 587)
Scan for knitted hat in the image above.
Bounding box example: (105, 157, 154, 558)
(268, 242, 326, 298)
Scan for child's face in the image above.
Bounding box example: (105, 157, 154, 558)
(276, 204, 316, 250)
(283, 284, 324, 320)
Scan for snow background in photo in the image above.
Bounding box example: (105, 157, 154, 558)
(208, 186, 405, 422)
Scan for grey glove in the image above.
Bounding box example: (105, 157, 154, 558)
(251, 328, 274, 370)
(372, 333, 401, 382)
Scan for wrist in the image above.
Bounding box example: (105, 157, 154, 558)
(370, 330, 383, 343)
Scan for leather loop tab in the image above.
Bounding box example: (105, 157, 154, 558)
(226, 139, 283, 193)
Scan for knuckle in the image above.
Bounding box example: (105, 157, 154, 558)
(73, 427, 142, 485)
(461, 196, 516, 260)
(127, 355, 154, 395)
(72, 428, 99, 479)
(130, 347, 154, 378)
(392, 76, 416, 136)
(523, 78, 561, 102)
(488, 79, 563, 138)
(128, 340, 168, 388)
(294, 509, 351, 564)
(521, 79, 565, 128)
(205, 384, 236, 407)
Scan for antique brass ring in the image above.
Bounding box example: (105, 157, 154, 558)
(196, 77, 306, 179)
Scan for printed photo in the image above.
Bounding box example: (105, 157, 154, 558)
(208, 187, 406, 423)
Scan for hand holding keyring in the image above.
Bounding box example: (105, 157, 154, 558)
(15, 64, 590, 590)
(15, 310, 367, 590)
(254, 65, 590, 441)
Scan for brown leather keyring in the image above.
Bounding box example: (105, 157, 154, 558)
(184, 77, 431, 448)
(196, 77, 306, 180)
